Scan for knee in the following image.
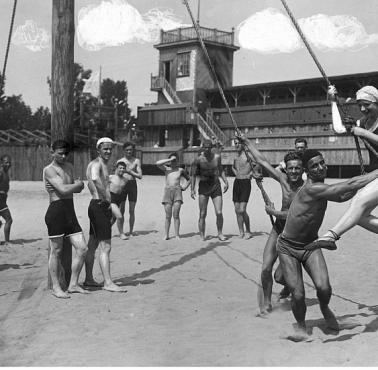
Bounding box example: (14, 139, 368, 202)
(78, 244, 88, 256)
(173, 212, 180, 220)
(316, 284, 332, 301)
(291, 288, 305, 303)
(199, 211, 207, 219)
(216, 212, 223, 218)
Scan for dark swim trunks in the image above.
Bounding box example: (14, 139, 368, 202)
(45, 198, 82, 238)
(0, 192, 8, 212)
(276, 234, 314, 263)
(198, 179, 222, 198)
(110, 191, 125, 207)
(88, 199, 112, 241)
(123, 180, 137, 202)
(232, 178, 251, 203)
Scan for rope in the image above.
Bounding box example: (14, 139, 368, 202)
(181, 0, 277, 231)
(1, 0, 18, 92)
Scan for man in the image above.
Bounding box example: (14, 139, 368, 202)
(84, 137, 126, 292)
(231, 138, 262, 239)
(109, 161, 129, 239)
(0, 155, 13, 247)
(191, 139, 229, 241)
(276, 138, 308, 173)
(239, 135, 304, 315)
(43, 140, 88, 299)
(307, 85, 378, 250)
(156, 153, 191, 240)
(276, 149, 378, 341)
(116, 141, 142, 238)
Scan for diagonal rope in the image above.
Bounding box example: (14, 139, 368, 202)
(181, 0, 277, 231)
(280, 0, 365, 174)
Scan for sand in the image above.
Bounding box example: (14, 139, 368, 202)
(1, 176, 378, 366)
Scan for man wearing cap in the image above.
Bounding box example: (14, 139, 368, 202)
(190, 139, 229, 241)
(276, 148, 378, 341)
(84, 137, 126, 292)
(307, 85, 378, 250)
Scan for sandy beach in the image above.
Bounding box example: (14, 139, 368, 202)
(1, 176, 378, 366)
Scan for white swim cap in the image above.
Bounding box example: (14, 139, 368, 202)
(96, 137, 114, 149)
(356, 86, 378, 103)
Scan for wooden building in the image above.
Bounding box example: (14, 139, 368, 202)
(136, 24, 378, 176)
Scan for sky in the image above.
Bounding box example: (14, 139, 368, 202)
(0, 0, 377, 115)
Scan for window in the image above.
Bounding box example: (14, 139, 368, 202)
(177, 52, 190, 77)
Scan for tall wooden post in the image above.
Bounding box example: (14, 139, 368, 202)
(50, 0, 75, 288)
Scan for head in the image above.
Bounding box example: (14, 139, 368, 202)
(0, 154, 11, 171)
(356, 86, 378, 123)
(51, 140, 70, 165)
(123, 141, 135, 158)
(202, 139, 213, 156)
(234, 138, 243, 153)
(96, 137, 114, 161)
(283, 151, 304, 184)
(115, 161, 126, 176)
(294, 138, 308, 153)
(302, 149, 327, 181)
(168, 152, 178, 165)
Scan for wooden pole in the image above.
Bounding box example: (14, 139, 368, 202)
(49, 0, 75, 289)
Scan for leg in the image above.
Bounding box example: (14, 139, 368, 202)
(98, 239, 126, 292)
(172, 201, 182, 239)
(163, 203, 172, 240)
(240, 201, 251, 238)
(198, 195, 209, 240)
(357, 214, 378, 233)
(128, 201, 136, 236)
(278, 252, 309, 341)
(111, 203, 127, 239)
(67, 233, 89, 294)
(304, 250, 338, 331)
(84, 234, 100, 286)
(212, 195, 226, 241)
(48, 237, 70, 299)
(234, 202, 245, 238)
(1, 209, 12, 243)
(116, 201, 126, 237)
(274, 264, 290, 299)
(260, 228, 278, 313)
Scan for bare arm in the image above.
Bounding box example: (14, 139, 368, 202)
(190, 160, 198, 198)
(352, 127, 378, 146)
(89, 162, 109, 200)
(231, 159, 237, 176)
(126, 158, 142, 179)
(156, 158, 172, 172)
(265, 203, 288, 219)
(181, 169, 191, 191)
(44, 166, 84, 196)
(308, 170, 378, 202)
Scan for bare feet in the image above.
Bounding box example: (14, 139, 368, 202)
(218, 234, 227, 241)
(67, 285, 89, 294)
(163, 235, 169, 241)
(256, 304, 272, 317)
(175, 236, 181, 241)
(284, 325, 312, 342)
(51, 289, 70, 299)
(238, 233, 244, 239)
(83, 279, 102, 287)
(103, 283, 127, 292)
(200, 233, 207, 241)
(119, 233, 128, 240)
(322, 306, 339, 332)
(243, 232, 252, 240)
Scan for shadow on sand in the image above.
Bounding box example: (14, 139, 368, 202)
(0, 263, 34, 272)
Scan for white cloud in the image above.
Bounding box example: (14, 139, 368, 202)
(237, 8, 378, 54)
(77, 0, 187, 51)
(12, 20, 50, 52)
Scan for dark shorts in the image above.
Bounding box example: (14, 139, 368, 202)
(123, 180, 137, 203)
(162, 186, 183, 205)
(111, 192, 125, 207)
(276, 234, 314, 263)
(198, 179, 222, 198)
(88, 199, 112, 241)
(232, 178, 251, 203)
(0, 193, 8, 212)
(274, 219, 286, 234)
(45, 199, 82, 238)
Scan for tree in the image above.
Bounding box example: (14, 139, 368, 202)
(0, 94, 33, 130)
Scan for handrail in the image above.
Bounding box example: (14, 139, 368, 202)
(151, 75, 182, 104)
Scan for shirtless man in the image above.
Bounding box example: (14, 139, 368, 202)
(84, 137, 126, 292)
(232, 139, 262, 239)
(116, 141, 142, 237)
(43, 140, 88, 298)
(191, 139, 229, 241)
(109, 161, 129, 239)
(156, 153, 190, 240)
(307, 85, 378, 251)
(0, 155, 13, 247)
(276, 149, 378, 341)
(238, 135, 303, 315)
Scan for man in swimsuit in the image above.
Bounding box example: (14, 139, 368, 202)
(307, 85, 378, 251)
(238, 135, 304, 315)
(84, 137, 126, 292)
(43, 140, 88, 299)
(276, 138, 308, 178)
(276, 149, 378, 341)
(0, 155, 13, 248)
(116, 141, 142, 237)
(191, 139, 229, 241)
(232, 138, 262, 239)
(156, 153, 191, 240)
(109, 161, 129, 240)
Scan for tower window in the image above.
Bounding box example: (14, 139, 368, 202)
(177, 52, 190, 77)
